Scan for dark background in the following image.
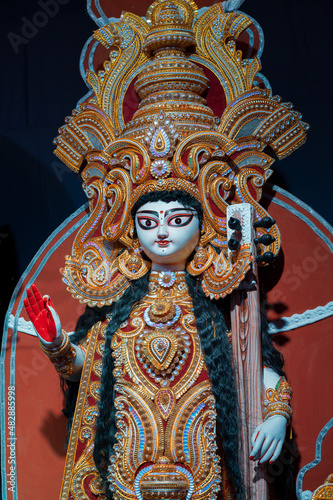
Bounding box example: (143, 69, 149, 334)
(1, 0, 332, 316)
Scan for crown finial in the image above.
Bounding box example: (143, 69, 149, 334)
(123, 0, 215, 141)
(143, 0, 197, 55)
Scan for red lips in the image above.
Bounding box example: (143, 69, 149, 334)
(156, 241, 171, 247)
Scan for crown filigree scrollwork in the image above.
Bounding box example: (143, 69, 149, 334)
(61, 162, 128, 306)
(56, 0, 309, 306)
(54, 103, 116, 172)
(89, 18, 149, 133)
(193, 5, 259, 104)
(219, 89, 309, 159)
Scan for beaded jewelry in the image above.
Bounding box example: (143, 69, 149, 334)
(263, 377, 293, 424)
(40, 331, 77, 378)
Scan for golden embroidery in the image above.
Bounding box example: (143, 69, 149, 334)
(110, 272, 221, 499)
(60, 323, 105, 499)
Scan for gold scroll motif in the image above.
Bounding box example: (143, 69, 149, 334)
(60, 322, 107, 499)
(59, 281, 230, 499)
(109, 274, 222, 500)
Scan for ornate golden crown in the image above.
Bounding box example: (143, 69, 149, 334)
(54, 0, 308, 307)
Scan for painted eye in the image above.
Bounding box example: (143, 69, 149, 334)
(137, 217, 158, 230)
(168, 214, 194, 227)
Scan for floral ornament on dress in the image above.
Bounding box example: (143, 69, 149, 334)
(158, 271, 176, 288)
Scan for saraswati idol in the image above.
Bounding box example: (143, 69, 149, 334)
(23, 0, 308, 498)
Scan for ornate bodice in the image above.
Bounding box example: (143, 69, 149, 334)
(108, 271, 222, 500)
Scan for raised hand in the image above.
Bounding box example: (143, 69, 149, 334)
(250, 415, 287, 464)
(24, 284, 61, 343)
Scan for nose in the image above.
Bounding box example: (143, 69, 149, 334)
(157, 223, 169, 239)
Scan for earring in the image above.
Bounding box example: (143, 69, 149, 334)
(187, 243, 214, 276)
(117, 239, 151, 280)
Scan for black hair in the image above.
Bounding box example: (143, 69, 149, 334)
(61, 304, 110, 438)
(93, 274, 150, 495)
(185, 272, 244, 497)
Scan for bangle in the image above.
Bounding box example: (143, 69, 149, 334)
(263, 402, 293, 423)
(40, 331, 77, 378)
(263, 377, 293, 424)
(40, 331, 71, 357)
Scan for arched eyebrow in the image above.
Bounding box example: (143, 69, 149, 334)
(136, 210, 159, 217)
(136, 208, 197, 217)
(164, 208, 197, 217)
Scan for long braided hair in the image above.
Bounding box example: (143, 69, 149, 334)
(63, 190, 286, 499)
(185, 271, 244, 497)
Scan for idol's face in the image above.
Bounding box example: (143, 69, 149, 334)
(135, 200, 200, 270)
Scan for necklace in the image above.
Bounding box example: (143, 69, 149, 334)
(148, 270, 189, 297)
(137, 270, 192, 386)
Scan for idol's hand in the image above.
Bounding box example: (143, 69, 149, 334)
(24, 284, 62, 345)
(250, 415, 287, 464)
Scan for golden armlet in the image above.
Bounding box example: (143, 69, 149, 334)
(263, 377, 293, 424)
(40, 331, 77, 378)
